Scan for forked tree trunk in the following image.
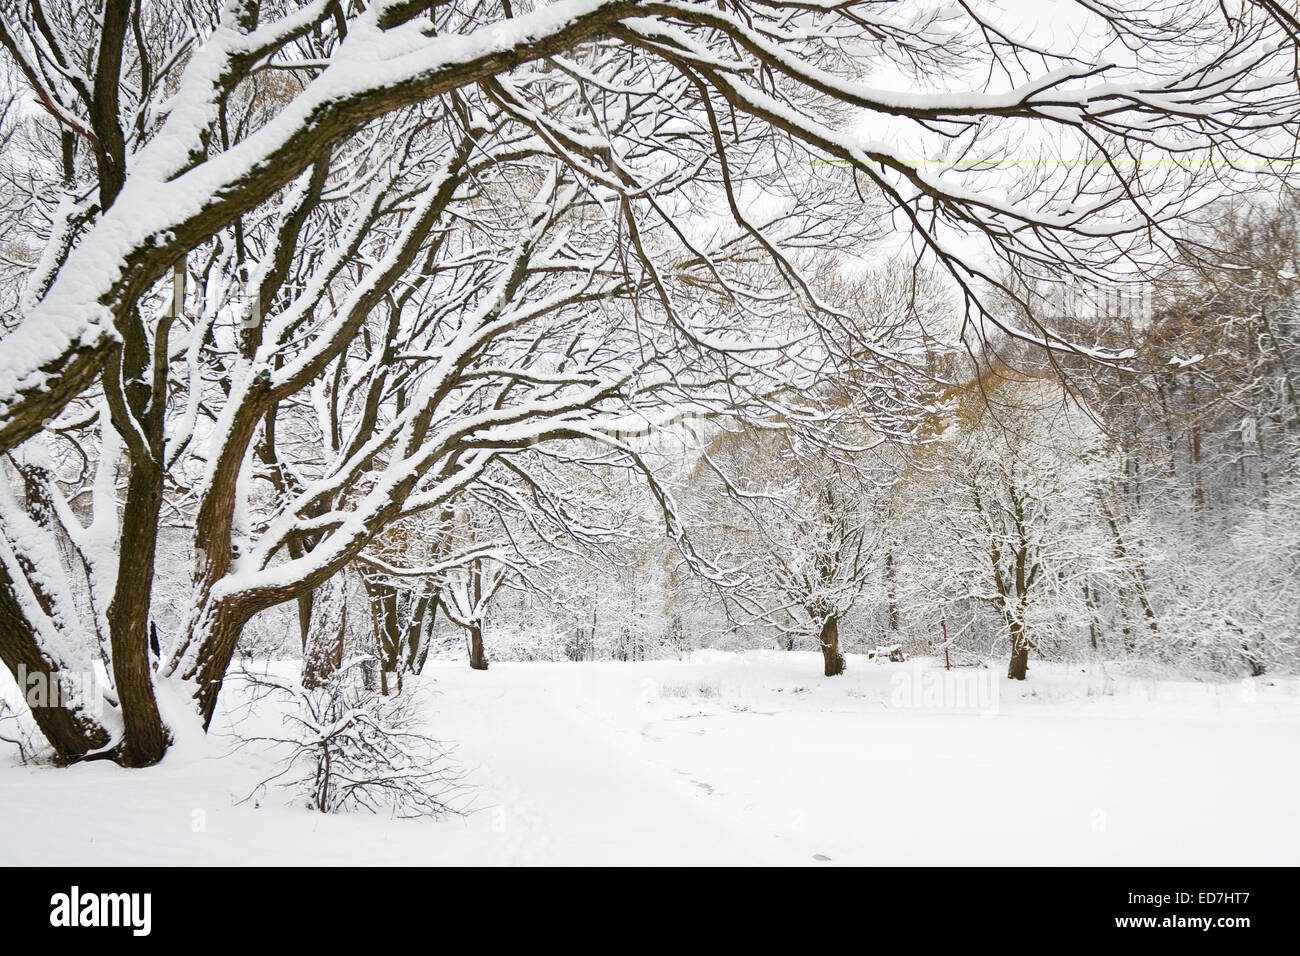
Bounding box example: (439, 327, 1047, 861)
(819, 614, 845, 677)
(467, 561, 488, 670)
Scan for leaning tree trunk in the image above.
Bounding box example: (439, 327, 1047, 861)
(1, 468, 113, 762)
(303, 573, 349, 689)
(1007, 620, 1030, 680)
(295, 590, 313, 653)
(181, 598, 257, 729)
(819, 614, 846, 677)
(0, 568, 110, 762)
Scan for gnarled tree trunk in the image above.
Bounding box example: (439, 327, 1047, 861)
(819, 614, 845, 677)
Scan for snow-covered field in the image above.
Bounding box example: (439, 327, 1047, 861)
(2, 651, 1298, 866)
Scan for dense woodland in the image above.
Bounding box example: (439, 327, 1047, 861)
(0, 0, 1298, 775)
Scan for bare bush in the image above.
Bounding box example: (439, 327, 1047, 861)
(233, 662, 465, 818)
(0, 698, 48, 765)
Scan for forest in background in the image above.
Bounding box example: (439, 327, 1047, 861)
(222, 189, 1300, 683)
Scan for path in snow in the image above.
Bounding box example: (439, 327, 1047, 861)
(1, 651, 1297, 864)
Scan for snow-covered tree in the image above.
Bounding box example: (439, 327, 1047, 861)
(906, 372, 1129, 679)
(2, 0, 1298, 765)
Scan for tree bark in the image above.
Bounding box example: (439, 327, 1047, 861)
(410, 593, 435, 673)
(1191, 422, 1205, 512)
(884, 549, 898, 636)
(1007, 620, 1030, 680)
(303, 574, 348, 689)
(819, 614, 845, 677)
(1083, 580, 1099, 651)
(468, 623, 489, 671)
(180, 599, 255, 729)
(0, 568, 111, 762)
(104, 459, 170, 766)
(363, 576, 402, 675)
(296, 591, 313, 653)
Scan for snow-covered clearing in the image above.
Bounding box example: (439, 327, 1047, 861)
(2, 651, 1297, 865)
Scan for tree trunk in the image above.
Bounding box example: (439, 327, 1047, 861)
(1191, 423, 1205, 512)
(303, 574, 348, 689)
(1007, 620, 1030, 680)
(363, 576, 402, 676)
(0, 568, 111, 762)
(410, 594, 435, 674)
(295, 591, 313, 653)
(467, 561, 488, 670)
(1242, 645, 1266, 677)
(468, 622, 488, 671)
(1, 466, 114, 761)
(104, 460, 170, 766)
(1083, 580, 1099, 651)
(884, 549, 898, 636)
(819, 614, 845, 677)
(178, 598, 257, 729)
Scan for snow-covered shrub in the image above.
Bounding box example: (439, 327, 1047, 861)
(0, 698, 47, 765)
(235, 662, 464, 817)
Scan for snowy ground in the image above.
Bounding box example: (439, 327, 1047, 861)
(2, 651, 1298, 865)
